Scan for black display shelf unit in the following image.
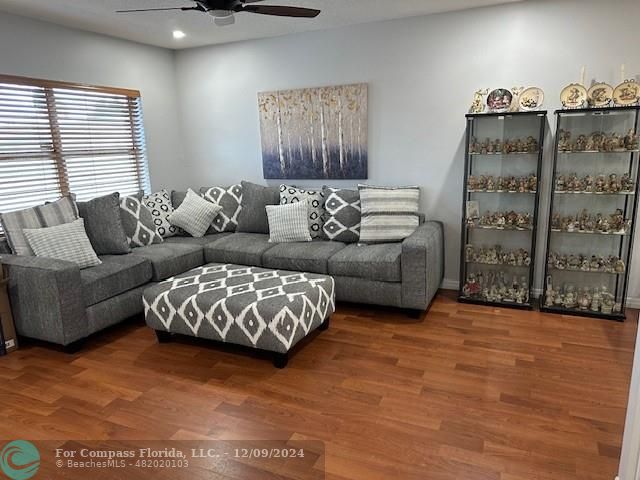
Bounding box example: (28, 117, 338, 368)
(458, 110, 547, 309)
(540, 106, 640, 321)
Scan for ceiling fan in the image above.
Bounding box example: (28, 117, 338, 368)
(116, 0, 321, 26)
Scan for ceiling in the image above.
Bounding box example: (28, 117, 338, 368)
(0, 0, 521, 50)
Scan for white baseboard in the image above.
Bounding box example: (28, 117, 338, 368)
(441, 280, 640, 309)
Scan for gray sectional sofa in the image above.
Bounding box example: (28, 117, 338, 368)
(0, 206, 444, 350)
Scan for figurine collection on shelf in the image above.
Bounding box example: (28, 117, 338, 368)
(462, 270, 530, 304)
(550, 208, 630, 235)
(554, 172, 635, 194)
(468, 86, 544, 114)
(465, 244, 531, 267)
(557, 129, 638, 152)
(544, 276, 621, 314)
(469, 136, 539, 155)
(472, 210, 533, 230)
(468, 174, 537, 193)
(547, 252, 625, 274)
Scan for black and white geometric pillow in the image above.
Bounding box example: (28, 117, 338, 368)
(142, 189, 177, 238)
(199, 184, 243, 233)
(279, 185, 327, 238)
(119, 193, 164, 248)
(321, 187, 361, 243)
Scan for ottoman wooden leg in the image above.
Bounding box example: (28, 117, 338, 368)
(273, 352, 289, 369)
(155, 330, 173, 343)
(318, 316, 331, 331)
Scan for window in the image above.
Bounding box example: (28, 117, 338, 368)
(0, 74, 150, 217)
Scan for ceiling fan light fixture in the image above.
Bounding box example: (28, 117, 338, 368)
(209, 9, 233, 18)
(172, 30, 186, 39)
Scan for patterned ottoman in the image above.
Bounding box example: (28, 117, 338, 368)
(143, 263, 335, 367)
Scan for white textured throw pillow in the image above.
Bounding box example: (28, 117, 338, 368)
(22, 218, 102, 269)
(167, 189, 222, 238)
(266, 200, 313, 243)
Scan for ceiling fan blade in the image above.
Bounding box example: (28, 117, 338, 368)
(238, 5, 321, 18)
(214, 14, 236, 26)
(116, 7, 199, 13)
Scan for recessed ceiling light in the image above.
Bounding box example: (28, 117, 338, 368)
(173, 30, 186, 40)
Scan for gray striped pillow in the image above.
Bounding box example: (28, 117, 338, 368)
(167, 189, 222, 238)
(0, 196, 78, 256)
(266, 200, 312, 243)
(23, 218, 101, 269)
(358, 185, 420, 243)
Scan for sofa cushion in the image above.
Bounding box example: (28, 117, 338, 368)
(80, 254, 152, 307)
(262, 240, 346, 274)
(119, 193, 164, 247)
(236, 181, 280, 234)
(130, 243, 204, 281)
(329, 243, 402, 282)
(204, 233, 272, 266)
(77, 192, 131, 255)
(163, 233, 231, 247)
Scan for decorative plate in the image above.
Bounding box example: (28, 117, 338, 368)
(613, 80, 640, 106)
(486, 88, 513, 113)
(560, 83, 588, 109)
(587, 83, 613, 107)
(519, 87, 544, 111)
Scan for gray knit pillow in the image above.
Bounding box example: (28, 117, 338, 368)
(23, 218, 101, 269)
(168, 189, 222, 238)
(266, 200, 312, 243)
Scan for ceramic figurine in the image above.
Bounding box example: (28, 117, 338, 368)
(480, 138, 490, 154)
(609, 173, 620, 192)
(486, 176, 496, 191)
(556, 175, 566, 191)
(469, 89, 488, 114)
(590, 288, 601, 312)
(478, 175, 487, 190)
(496, 176, 505, 191)
(574, 134, 587, 151)
(625, 129, 639, 151)
(584, 175, 594, 193)
(600, 286, 614, 314)
(469, 137, 479, 154)
(526, 136, 539, 153)
(487, 140, 495, 154)
(528, 175, 537, 192)
(621, 173, 634, 192)
(462, 273, 481, 297)
(614, 258, 625, 273)
(595, 174, 606, 193)
(558, 130, 572, 152)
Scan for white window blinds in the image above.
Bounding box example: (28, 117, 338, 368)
(0, 75, 150, 218)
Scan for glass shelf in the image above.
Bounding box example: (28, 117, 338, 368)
(554, 191, 634, 196)
(541, 105, 640, 321)
(459, 111, 546, 310)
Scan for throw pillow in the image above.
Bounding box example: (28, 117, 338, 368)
(236, 181, 280, 234)
(199, 184, 243, 233)
(76, 192, 131, 255)
(279, 185, 327, 238)
(322, 187, 361, 243)
(167, 189, 222, 238)
(171, 190, 188, 209)
(23, 218, 102, 269)
(358, 185, 421, 244)
(142, 189, 178, 238)
(0, 196, 78, 256)
(119, 193, 164, 248)
(266, 200, 313, 243)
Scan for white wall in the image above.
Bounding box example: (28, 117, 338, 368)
(174, 0, 640, 301)
(0, 11, 188, 191)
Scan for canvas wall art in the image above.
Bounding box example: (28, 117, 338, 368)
(258, 83, 368, 180)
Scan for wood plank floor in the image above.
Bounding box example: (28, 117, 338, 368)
(0, 291, 636, 480)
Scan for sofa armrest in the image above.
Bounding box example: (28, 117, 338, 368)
(1, 254, 87, 345)
(401, 221, 444, 310)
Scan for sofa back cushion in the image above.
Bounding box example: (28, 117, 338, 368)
(358, 185, 420, 244)
(322, 187, 361, 243)
(0, 195, 78, 255)
(236, 181, 280, 234)
(77, 192, 131, 255)
(199, 184, 243, 233)
(119, 193, 164, 248)
(23, 218, 102, 269)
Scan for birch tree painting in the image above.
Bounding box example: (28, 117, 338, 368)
(258, 83, 368, 180)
